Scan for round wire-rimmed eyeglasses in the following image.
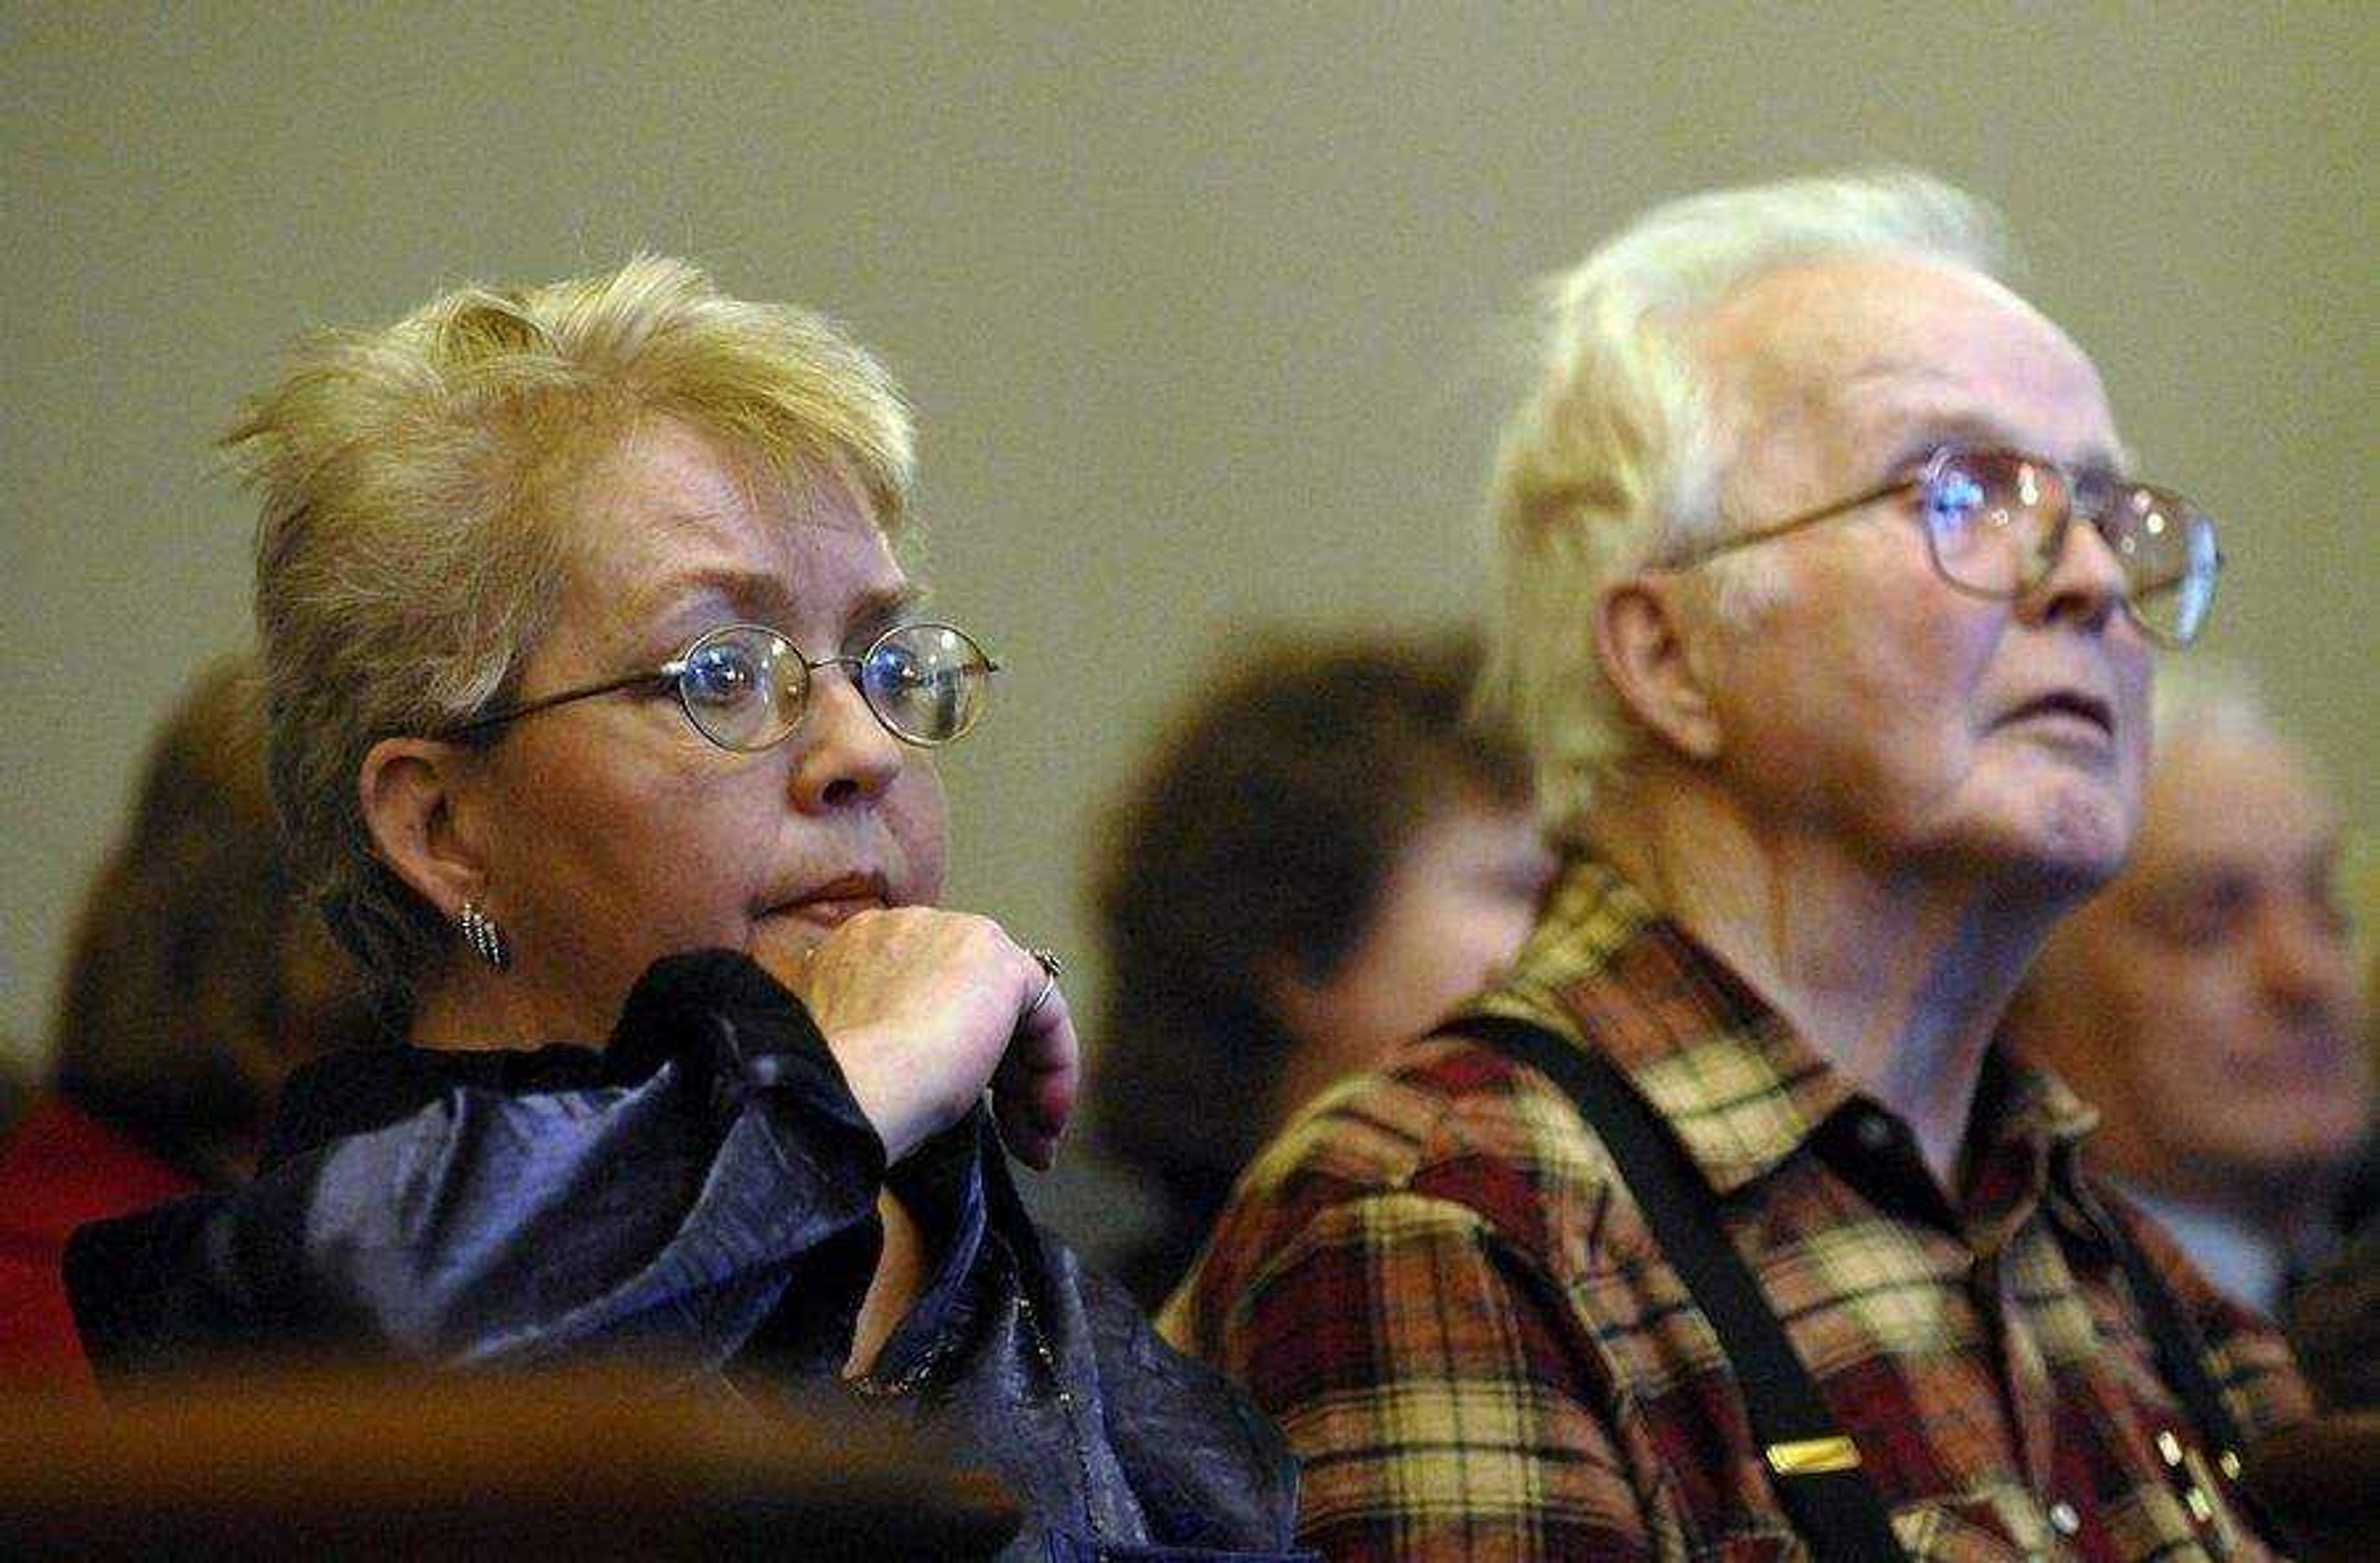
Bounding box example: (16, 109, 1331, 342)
(439, 620, 1000, 752)
(1660, 444, 2224, 647)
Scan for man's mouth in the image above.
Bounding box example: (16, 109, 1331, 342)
(1999, 689, 2114, 739)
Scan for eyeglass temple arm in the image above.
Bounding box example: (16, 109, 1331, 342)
(438, 668, 679, 739)
(1659, 476, 1918, 570)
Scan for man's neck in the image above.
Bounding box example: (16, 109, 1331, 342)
(1590, 775, 2069, 1191)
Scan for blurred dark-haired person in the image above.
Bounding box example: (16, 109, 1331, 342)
(1165, 170, 2309, 1558)
(1092, 633, 1552, 1305)
(0, 658, 374, 1390)
(2008, 663, 2371, 1318)
(63, 258, 1303, 1559)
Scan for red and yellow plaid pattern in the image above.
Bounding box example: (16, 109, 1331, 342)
(1162, 858, 2308, 1560)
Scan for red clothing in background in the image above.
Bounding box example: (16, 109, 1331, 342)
(0, 1094, 200, 1391)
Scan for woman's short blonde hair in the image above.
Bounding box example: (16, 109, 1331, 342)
(1476, 169, 2007, 836)
(229, 255, 915, 991)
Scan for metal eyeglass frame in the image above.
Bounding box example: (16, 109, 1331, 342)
(438, 619, 1000, 751)
(1657, 443, 2223, 648)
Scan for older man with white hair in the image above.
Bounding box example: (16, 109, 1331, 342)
(2008, 664, 2371, 1318)
(1165, 171, 2308, 1559)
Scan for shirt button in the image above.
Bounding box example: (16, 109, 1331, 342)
(1856, 1113, 1896, 1152)
(2048, 1500, 2081, 1536)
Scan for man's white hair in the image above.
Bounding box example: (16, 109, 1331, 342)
(1477, 169, 2009, 837)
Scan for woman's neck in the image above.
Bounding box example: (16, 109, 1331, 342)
(406, 970, 590, 1053)
(1591, 777, 2066, 1191)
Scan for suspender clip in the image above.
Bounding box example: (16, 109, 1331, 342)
(1766, 1437, 1862, 1476)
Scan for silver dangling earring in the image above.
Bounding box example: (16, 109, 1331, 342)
(457, 900, 511, 972)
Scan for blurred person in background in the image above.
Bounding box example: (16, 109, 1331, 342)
(2287, 1222, 2380, 1414)
(2008, 661, 2371, 1318)
(64, 258, 1302, 1560)
(0, 658, 374, 1389)
(1090, 633, 1552, 1305)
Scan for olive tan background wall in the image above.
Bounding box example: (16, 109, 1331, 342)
(5, 3, 2373, 1093)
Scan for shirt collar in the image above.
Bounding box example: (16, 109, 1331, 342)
(1468, 855, 2100, 1202)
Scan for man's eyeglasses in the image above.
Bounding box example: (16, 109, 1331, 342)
(441, 620, 999, 752)
(1664, 444, 2223, 646)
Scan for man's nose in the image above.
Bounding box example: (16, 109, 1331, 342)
(2022, 510, 2130, 635)
(2255, 894, 2355, 1013)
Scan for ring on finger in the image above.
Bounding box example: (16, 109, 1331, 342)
(1023, 947, 1063, 1018)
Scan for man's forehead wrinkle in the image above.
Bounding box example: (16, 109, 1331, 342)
(1700, 252, 2120, 457)
(1827, 366, 2127, 477)
(1693, 275, 1891, 460)
(1830, 367, 2009, 454)
(1685, 295, 1831, 493)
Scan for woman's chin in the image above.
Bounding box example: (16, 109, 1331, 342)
(747, 912, 833, 971)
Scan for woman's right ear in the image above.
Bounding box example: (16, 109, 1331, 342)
(358, 736, 485, 920)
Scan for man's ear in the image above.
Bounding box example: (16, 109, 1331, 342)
(1595, 578, 1724, 761)
(358, 736, 487, 921)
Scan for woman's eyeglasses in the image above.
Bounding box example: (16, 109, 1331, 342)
(1665, 444, 2223, 646)
(441, 620, 999, 752)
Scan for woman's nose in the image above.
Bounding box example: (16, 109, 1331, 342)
(790, 667, 904, 811)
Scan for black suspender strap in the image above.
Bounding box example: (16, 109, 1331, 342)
(2109, 1217, 2249, 1458)
(1458, 1015, 1910, 1562)
(2099, 1200, 2288, 1547)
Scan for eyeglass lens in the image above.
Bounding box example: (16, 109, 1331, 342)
(1919, 449, 2219, 643)
(858, 623, 992, 746)
(677, 623, 992, 751)
(679, 628, 806, 749)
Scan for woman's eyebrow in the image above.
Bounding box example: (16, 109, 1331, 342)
(627, 572, 928, 648)
(628, 568, 794, 627)
(847, 581, 929, 637)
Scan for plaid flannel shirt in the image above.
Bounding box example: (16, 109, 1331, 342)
(1161, 858, 2309, 1560)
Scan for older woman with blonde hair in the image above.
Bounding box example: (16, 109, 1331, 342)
(67, 257, 1302, 1559)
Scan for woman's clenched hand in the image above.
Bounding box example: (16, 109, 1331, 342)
(765, 909, 1078, 1169)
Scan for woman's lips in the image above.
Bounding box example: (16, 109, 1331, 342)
(783, 895, 883, 927)
(766, 871, 889, 927)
